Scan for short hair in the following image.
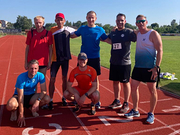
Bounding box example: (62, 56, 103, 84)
(116, 13, 126, 19)
(136, 15, 146, 20)
(34, 16, 45, 23)
(87, 11, 97, 16)
(28, 59, 39, 67)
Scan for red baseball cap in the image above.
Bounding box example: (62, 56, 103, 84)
(55, 13, 65, 19)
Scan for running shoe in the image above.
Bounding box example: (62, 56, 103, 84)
(124, 109, 140, 118)
(49, 101, 54, 110)
(146, 112, 154, 124)
(91, 101, 101, 109)
(73, 104, 81, 113)
(108, 99, 122, 109)
(89, 105, 96, 115)
(41, 104, 49, 109)
(62, 97, 67, 106)
(119, 102, 129, 113)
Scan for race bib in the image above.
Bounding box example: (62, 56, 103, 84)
(113, 43, 122, 50)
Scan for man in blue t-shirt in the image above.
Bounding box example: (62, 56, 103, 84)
(6, 60, 50, 127)
(71, 11, 108, 109)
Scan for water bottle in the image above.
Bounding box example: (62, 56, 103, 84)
(171, 73, 175, 80)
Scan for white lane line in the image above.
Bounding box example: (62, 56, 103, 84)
(45, 70, 91, 135)
(0, 36, 14, 126)
(121, 123, 180, 135)
(140, 98, 172, 104)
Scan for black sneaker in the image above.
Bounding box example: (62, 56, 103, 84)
(108, 99, 122, 109)
(119, 102, 129, 113)
(89, 105, 96, 115)
(62, 97, 67, 106)
(49, 101, 54, 110)
(73, 104, 81, 113)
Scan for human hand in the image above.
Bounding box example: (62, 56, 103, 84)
(31, 100, 40, 113)
(17, 114, 26, 127)
(148, 67, 158, 80)
(77, 95, 86, 106)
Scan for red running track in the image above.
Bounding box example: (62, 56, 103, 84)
(0, 35, 180, 135)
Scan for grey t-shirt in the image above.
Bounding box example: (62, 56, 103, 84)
(108, 28, 136, 65)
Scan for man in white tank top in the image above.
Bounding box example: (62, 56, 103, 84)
(124, 15, 163, 124)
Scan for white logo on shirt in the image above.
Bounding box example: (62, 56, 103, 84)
(121, 34, 124, 37)
(32, 79, 35, 83)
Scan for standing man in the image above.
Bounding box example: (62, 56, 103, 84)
(6, 60, 50, 127)
(49, 13, 76, 109)
(107, 13, 136, 113)
(25, 16, 53, 76)
(125, 15, 163, 124)
(63, 52, 99, 115)
(71, 11, 109, 108)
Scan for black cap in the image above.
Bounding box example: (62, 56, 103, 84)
(78, 52, 87, 60)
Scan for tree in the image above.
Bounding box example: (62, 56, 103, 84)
(151, 23, 159, 29)
(14, 15, 32, 31)
(125, 23, 137, 29)
(6, 22, 14, 29)
(65, 20, 72, 26)
(45, 23, 56, 30)
(73, 21, 82, 28)
(103, 24, 111, 34)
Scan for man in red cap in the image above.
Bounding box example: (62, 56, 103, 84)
(48, 13, 76, 109)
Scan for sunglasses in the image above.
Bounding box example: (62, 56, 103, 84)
(136, 20, 146, 23)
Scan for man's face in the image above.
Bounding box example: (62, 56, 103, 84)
(28, 63, 39, 78)
(55, 17, 65, 28)
(136, 17, 147, 30)
(116, 15, 126, 30)
(78, 59, 88, 68)
(86, 13, 97, 27)
(34, 18, 44, 30)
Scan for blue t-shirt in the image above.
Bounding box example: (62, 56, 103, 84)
(75, 25, 108, 58)
(14, 71, 45, 95)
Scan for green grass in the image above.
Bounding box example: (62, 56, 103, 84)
(70, 36, 180, 96)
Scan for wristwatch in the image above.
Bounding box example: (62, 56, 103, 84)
(85, 93, 88, 97)
(37, 97, 41, 101)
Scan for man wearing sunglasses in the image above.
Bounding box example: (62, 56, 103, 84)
(125, 15, 163, 124)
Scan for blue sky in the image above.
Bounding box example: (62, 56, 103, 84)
(0, 0, 179, 27)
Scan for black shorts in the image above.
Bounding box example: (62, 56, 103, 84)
(87, 58, 101, 75)
(109, 64, 131, 83)
(13, 94, 34, 108)
(39, 66, 47, 69)
(50, 60, 69, 77)
(131, 67, 157, 82)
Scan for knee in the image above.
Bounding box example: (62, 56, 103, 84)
(91, 91, 100, 101)
(6, 101, 17, 111)
(43, 95, 50, 104)
(63, 90, 70, 99)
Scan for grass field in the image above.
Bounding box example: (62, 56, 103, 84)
(70, 36, 180, 96)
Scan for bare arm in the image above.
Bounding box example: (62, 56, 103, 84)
(101, 38, 112, 44)
(70, 33, 78, 39)
(17, 88, 26, 127)
(31, 82, 47, 112)
(24, 45, 29, 70)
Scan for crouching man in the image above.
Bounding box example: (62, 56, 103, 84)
(6, 59, 50, 127)
(64, 52, 100, 115)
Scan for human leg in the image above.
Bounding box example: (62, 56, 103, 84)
(6, 95, 18, 121)
(89, 90, 100, 115)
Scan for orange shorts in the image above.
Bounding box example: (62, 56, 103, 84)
(73, 86, 88, 96)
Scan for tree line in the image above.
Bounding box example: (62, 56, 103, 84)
(6, 15, 180, 34)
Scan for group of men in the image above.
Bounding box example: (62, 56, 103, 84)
(6, 11, 163, 127)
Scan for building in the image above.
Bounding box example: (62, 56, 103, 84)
(0, 20, 8, 28)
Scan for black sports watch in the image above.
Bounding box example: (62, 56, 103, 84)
(85, 93, 88, 97)
(37, 97, 41, 101)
